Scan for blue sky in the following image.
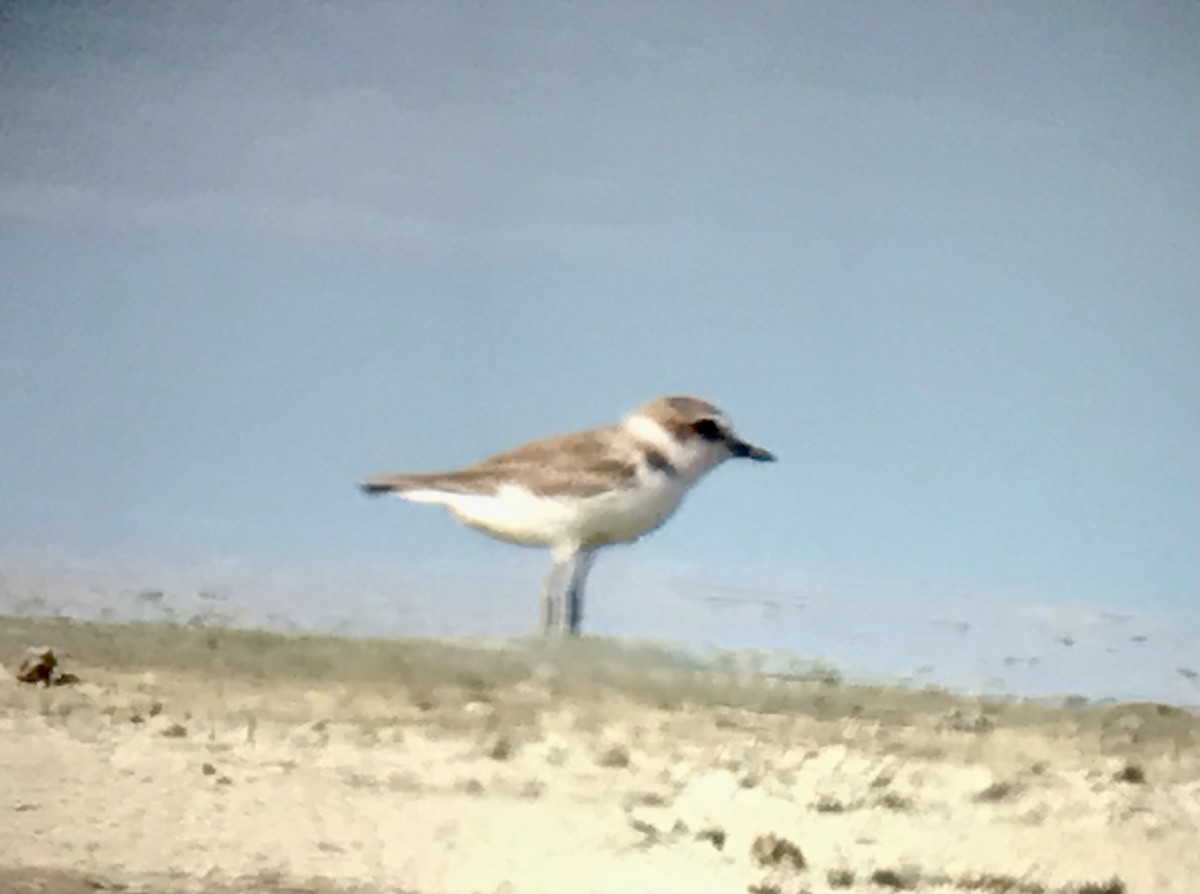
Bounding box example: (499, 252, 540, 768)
(1, 2, 1197, 699)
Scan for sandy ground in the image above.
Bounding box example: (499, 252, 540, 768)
(1, 617, 1197, 894)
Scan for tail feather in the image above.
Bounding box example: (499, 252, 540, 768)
(360, 470, 496, 499)
(359, 474, 426, 496)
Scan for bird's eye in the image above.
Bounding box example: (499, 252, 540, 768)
(692, 418, 724, 441)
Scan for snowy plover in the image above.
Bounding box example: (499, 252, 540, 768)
(360, 395, 775, 635)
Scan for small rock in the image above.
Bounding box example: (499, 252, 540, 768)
(16, 647, 57, 686)
(484, 733, 514, 761)
(161, 722, 188, 739)
(1113, 763, 1146, 785)
(696, 827, 726, 851)
(827, 868, 856, 889)
(974, 780, 1020, 803)
(942, 709, 994, 733)
(201, 763, 217, 776)
(628, 816, 661, 845)
(739, 771, 762, 789)
(460, 778, 484, 796)
(623, 790, 669, 809)
(814, 794, 846, 813)
(518, 780, 544, 800)
(876, 792, 913, 812)
(596, 744, 631, 769)
(750, 833, 806, 871)
(870, 867, 920, 890)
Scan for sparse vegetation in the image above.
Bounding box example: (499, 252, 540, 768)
(1073, 878, 1125, 894)
(954, 872, 1043, 892)
(746, 884, 782, 894)
(4, 615, 1194, 764)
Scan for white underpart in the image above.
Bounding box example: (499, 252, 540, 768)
(396, 413, 733, 552)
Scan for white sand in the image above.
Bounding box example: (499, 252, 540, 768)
(1, 622, 1198, 894)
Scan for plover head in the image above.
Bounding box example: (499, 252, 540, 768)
(625, 395, 776, 481)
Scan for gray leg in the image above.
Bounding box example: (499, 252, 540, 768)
(539, 548, 593, 636)
(539, 556, 566, 633)
(563, 551, 594, 636)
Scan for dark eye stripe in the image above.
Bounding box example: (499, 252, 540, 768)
(692, 418, 724, 441)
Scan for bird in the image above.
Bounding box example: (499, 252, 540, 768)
(359, 395, 775, 636)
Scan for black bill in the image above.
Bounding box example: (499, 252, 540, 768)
(729, 439, 776, 462)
